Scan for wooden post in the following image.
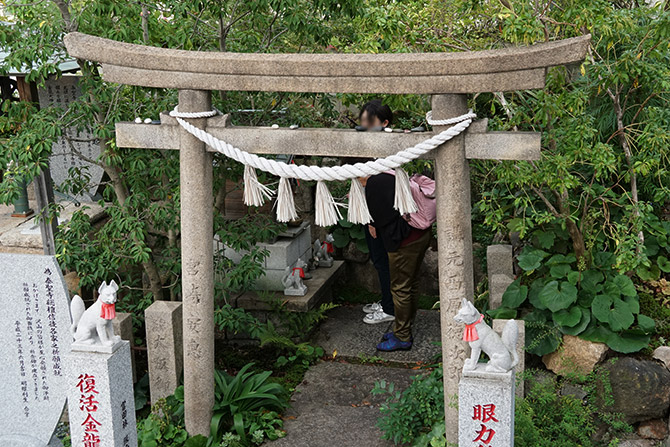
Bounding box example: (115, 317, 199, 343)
(178, 90, 215, 436)
(16, 76, 58, 255)
(33, 170, 59, 255)
(432, 94, 474, 444)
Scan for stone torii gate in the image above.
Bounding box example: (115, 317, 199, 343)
(64, 32, 589, 443)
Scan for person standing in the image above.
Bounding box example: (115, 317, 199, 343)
(362, 171, 431, 351)
(358, 99, 396, 324)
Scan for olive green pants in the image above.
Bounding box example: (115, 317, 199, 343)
(387, 230, 431, 342)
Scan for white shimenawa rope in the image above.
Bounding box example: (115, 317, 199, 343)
(169, 106, 476, 226)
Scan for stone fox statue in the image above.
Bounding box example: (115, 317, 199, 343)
(70, 280, 121, 346)
(453, 298, 519, 373)
(281, 266, 303, 290)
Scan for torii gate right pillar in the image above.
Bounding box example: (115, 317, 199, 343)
(432, 94, 474, 442)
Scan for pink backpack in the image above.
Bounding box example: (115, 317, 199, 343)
(405, 174, 436, 230)
(383, 171, 437, 230)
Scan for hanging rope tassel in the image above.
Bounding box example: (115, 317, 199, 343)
(394, 167, 418, 215)
(315, 181, 344, 227)
(243, 165, 274, 207)
(347, 178, 372, 225)
(276, 177, 298, 222)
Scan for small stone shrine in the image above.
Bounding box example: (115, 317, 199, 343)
(223, 222, 313, 291)
(0, 254, 72, 447)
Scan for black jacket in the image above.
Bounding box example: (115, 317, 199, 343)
(365, 173, 411, 252)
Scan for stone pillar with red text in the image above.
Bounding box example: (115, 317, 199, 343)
(66, 341, 137, 447)
(458, 365, 515, 447)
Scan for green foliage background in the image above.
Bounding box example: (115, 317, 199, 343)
(1, 0, 669, 350)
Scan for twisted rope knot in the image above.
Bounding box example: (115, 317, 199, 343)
(169, 106, 221, 119)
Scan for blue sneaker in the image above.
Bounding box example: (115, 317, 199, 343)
(377, 333, 412, 351)
(382, 332, 413, 342)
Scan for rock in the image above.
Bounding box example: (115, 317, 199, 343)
(542, 335, 608, 375)
(559, 383, 587, 401)
(418, 247, 439, 296)
(523, 369, 556, 398)
(617, 438, 660, 447)
(342, 241, 369, 264)
(637, 419, 668, 440)
(652, 346, 670, 370)
(599, 357, 670, 424)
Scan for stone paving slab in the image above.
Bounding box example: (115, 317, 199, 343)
(267, 361, 425, 447)
(0, 201, 105, 251)
(315, 304, 442, 364)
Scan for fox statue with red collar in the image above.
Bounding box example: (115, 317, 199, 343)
(70, 280, 122, 347)
(454, 298, 519, 373)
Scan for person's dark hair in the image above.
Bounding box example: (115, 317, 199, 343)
(359, 99, 393, 125)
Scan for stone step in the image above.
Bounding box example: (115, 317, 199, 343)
(233, 260, 344, 312)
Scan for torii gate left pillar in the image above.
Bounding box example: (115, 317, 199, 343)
(178, 89, 214, 435)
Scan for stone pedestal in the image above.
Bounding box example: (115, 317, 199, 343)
(284, 282, 308, 296)
(493, 319, 525, 398)
(489, 274, 514, 309)
(145, 301, 183, 403)
(487, 245, 515, 310)
(66, 341, 137, 447)
(112, 312, 136, 382)
(459, 365, 515, 447)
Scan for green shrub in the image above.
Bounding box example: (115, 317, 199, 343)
(375, 368, 631, 446)
(516, 369, 631, 447)
(137, 394, 188, 447)
(489, 236, 655, 354)
(331, 211, 369, 254)
(372, 367, 445, 445)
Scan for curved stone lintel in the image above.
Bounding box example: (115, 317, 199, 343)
(64, 32, 591, 93)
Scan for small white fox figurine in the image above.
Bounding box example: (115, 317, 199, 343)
(453, 298, 519, 373)
(70, 280, 122, 346)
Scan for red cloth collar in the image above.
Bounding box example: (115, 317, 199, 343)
(100, 302, 116, 320)
(292, 267, 305, 279)
(463, 314, 484, 342)
(323, 242, 334, 253)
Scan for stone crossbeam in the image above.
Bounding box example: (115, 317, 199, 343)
(116, 116, 541, 161)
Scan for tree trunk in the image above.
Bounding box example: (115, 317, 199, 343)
(612, 92, 644, 248)
(556, 190, 587, 266)
(99, 138, 165, 300)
